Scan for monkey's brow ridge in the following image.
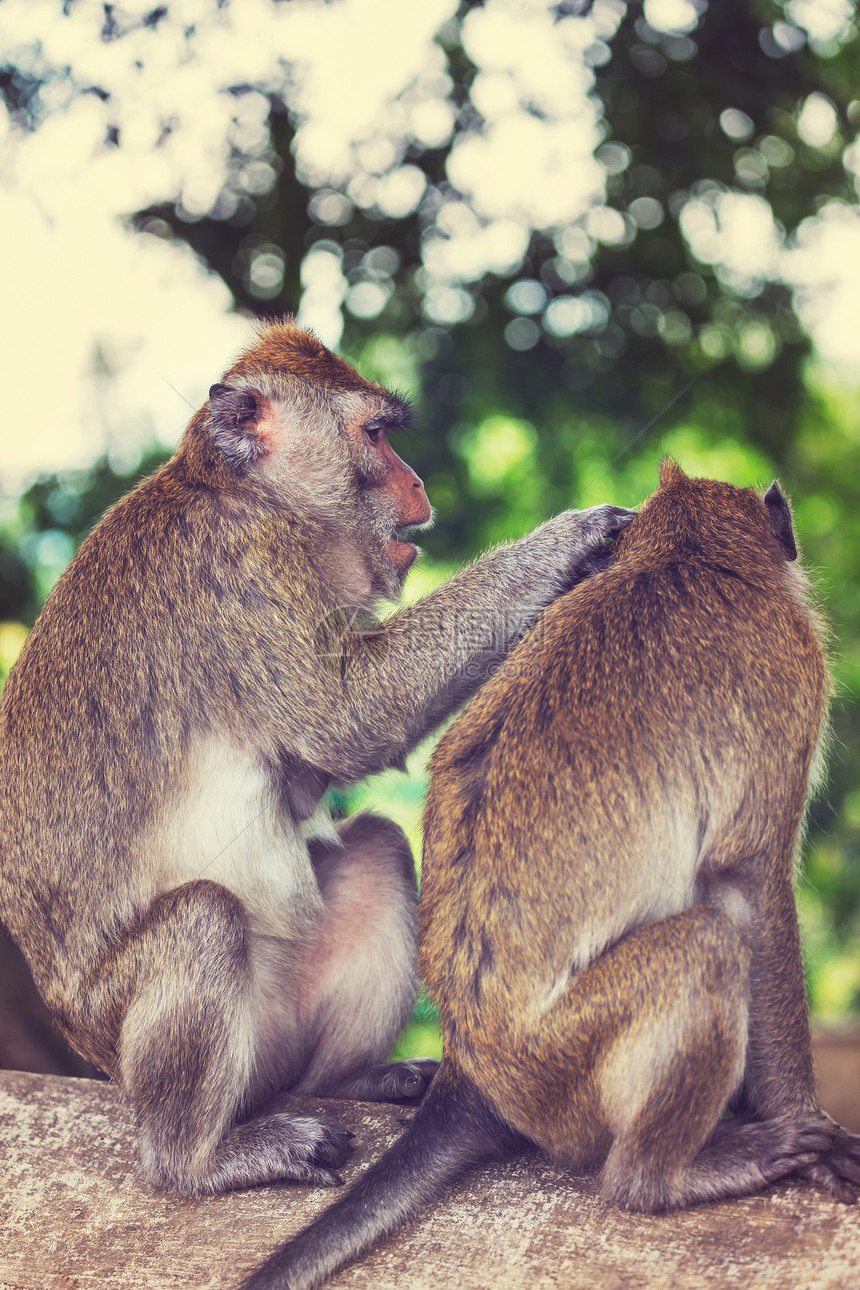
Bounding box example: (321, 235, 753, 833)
(380, 393, 414, 425)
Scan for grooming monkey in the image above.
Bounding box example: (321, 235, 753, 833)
(0, 319, 630, 1196)
(244, 461, 860, 1290)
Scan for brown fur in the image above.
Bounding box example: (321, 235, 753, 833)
(0, 318, 630, 1197)
(236, 463, 859, 1290)
(422, 461, 858, 1210)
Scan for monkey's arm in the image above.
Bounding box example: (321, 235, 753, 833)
(258, 505, 629, 781)
(742, 878, 818, 1117)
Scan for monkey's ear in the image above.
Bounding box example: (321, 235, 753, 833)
(763, 482, 797, 561)
(208, 383, 269, 469)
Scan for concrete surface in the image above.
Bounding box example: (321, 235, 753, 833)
(0, 1069, 858, 1290)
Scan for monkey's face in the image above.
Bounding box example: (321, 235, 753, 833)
(205, 322, 432, 603)
(344, 396, 433, 592)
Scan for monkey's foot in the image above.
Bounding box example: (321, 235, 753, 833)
(604, 1112, 834, 1212)
(202, 1114, 356, 1193)
(323, 1058, 440, 1104)
(797, 1122, 860, 1204)
(686, 1112, 835, 1206)
(736, 1112, 837, 1187)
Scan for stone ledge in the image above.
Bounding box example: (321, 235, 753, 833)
(0, 1069, 858, 1290)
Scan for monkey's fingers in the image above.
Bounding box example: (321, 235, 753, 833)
(739, 1112, 836, 1189)
(830, 1127, 860, 1178)
(792, 1124, 860, 1203)
(302, 1120, 357, 1169)
(275, 1116, 357, 1174)
(582, 504, 637, 545)
(830, 1151, 860, 1186)
(824, 1125, 860, 1181)
(291, 1166, 347, 1189)
(771, 1151, 822, 1177)
(783, 1115, 840, 1155)
(798, 1160, 858, 1205)
(563, 505, 638, 582)
(604, 505, 638, 534)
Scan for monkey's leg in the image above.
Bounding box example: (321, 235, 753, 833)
(494, 905, 830, 1212)
(112, 881, 354, 1196)
(738, 875, 817, 1117)
(588, 905, 834, 1212)
(291, 812, 438, 1103)
(739, 874, 860, 1202)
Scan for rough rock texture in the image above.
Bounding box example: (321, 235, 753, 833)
(0, 1069, 858, 1290)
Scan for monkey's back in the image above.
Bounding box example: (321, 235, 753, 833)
(421, 472, 828, 1076)
(0, 452, 323, 1010)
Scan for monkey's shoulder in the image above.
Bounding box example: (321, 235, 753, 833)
(545, 551, 814, 641)
(27, 462, 319, 648)
(431, 549, 821, 783)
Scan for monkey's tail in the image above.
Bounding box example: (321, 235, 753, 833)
(239, 1062, 521, 1290)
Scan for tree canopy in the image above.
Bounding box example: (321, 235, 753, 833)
(1, 1, 858, 1055)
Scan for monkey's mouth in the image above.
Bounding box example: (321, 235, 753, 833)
(388, 528, 420, 570)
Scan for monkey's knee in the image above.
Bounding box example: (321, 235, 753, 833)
(121, 880, 253, 1003)
(318, 812, 417, 891)
(313, 812, 418, 954)
(310, 811, 418, 936)
(292, 815, 420, 1092)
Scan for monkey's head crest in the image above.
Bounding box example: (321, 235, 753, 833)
(223, 315, 381, 395)
(658, 458, 689, 488)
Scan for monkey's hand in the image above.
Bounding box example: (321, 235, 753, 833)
(539, 504, 636, 589)
(797, 1119, 860, 1204)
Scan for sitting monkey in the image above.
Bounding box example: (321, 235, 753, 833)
(0, 318, 630, 1197)
(243, 460, 860, 1290)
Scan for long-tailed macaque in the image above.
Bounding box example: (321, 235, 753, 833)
(0, 318, 631, 1196)
(245, 461, 860, 1290)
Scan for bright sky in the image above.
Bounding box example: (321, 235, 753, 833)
(0, 0, 859, 487)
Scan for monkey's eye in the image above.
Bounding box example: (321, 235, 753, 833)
(364, 421, 385, 446)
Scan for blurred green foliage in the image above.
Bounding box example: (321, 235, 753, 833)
(0, 1, 858, 1071)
